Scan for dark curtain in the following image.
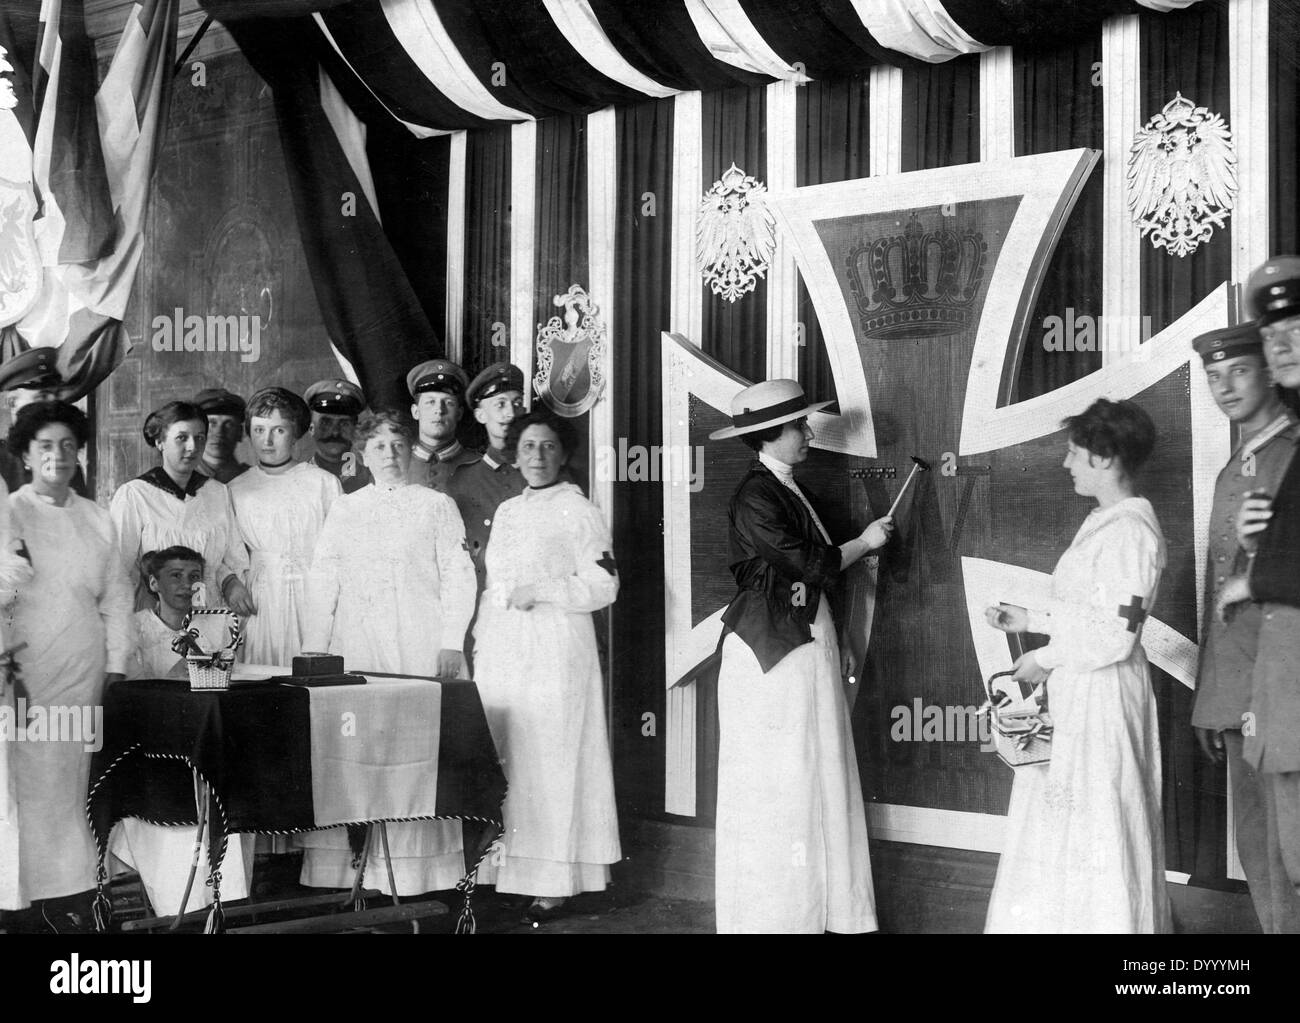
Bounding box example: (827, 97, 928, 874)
(366, 124, 450, 350)
(217, 13, 437, 410)
(1138, 0, 1232, 878)
(1270, 5, 1300, 257)
(699, 84, 768, 382)
(1011, 31, 1104, 401)
(612, 97, 674, 820)
(900, 55, 980, 173)
(461, 124, 512, 382)
(795, 75, 872, 405)
(533, 113, 590, 483)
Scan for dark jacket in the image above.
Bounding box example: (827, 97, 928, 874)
(720, 461, 843, 673)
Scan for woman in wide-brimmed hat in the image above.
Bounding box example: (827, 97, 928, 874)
(708, 379, 893, 934)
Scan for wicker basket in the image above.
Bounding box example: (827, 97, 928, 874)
(982, 669, 1052, 768)
(187, 656, 232, 691)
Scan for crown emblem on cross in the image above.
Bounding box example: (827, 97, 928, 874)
(845, 212, 988, 341)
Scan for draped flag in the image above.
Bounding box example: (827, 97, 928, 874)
(0, 0, 178, 401)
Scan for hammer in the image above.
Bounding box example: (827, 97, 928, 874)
(886, 455, 931, 517)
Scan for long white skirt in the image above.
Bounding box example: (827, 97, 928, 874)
(110, 823, 255, 916)
(984, 649, 1170, 933)
(715, 597, 878, 933)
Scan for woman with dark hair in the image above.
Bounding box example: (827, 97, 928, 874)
(2, 401, 133, 923)
(708, 380, 893, 934)
(472, 407, 620, 921)
(984, 397, 1169, 932)
(110, 401, 252, 615)
(227, 387, 341, 664)
(299, 409, 476, 895)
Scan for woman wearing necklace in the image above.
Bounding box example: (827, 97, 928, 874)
(472, 408, 621, 922)
(984, 398, 1169, 932)
(227, 387, 341, 666)
(3, 401, 133, 927)
(110, 401, 253, 616)
(709, 379, 894, 934)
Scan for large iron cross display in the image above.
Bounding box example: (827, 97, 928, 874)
(661, 149, 1230, 832)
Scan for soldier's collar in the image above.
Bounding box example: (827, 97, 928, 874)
(483, 447, 514, 470)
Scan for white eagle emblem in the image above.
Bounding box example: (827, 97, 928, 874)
(695, 163, 776, 303)
(1126, 92, 1237, 258)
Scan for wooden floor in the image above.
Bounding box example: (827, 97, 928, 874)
(620, 817, 1264, 934)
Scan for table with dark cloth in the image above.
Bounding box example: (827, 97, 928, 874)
(86, 675, 506, 928)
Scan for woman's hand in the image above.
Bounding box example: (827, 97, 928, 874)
(1236, 494, 1273, 552)
(508, 584, 539, 611)
(1215, 574, 1251, 624)
(840, 644, 856, 681)
(437, 649, 468, 679)
(1010, 649, 1049, 686)
(861, 515, 894, 550)
(985, 603, 1028, 633)
(222, 575, 257, 617)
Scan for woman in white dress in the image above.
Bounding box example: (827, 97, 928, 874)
(472, 409, 621, 922)
(299, 410, 476, 894)
(2, 402, 134, 929)
(227, 387, 341, 665)
(0, 474, 35, 916)
(708, 380, 893, 934)
(110, 401, 253, 616)
(984, 398, 1169, 933)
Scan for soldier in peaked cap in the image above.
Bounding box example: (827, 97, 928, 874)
(1216, 256, 1300, 925)
(1190, 319, 1300, 933)
(0, 348, 87, 496)
(305, 378, 372, 495)
(444, 362, 528, 664)
(193, 387, 251, 484)
(406, 358, 477, 492)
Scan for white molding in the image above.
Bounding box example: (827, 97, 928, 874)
(868, 65, 903, 176)
(587, 106, 617, 523)
(1228, 0, 1270, 294)
(665, 90, 705, 818)
(1101, 14, 1143, 364)
(765, 80, 800, 381)
(979, 46, 1015, 162)
(445, 131, 467, 363)
(510, 120, 537, 396)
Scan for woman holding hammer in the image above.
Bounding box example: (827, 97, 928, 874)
(709, 379, 894, 933)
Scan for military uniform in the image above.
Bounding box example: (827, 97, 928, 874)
(193, 388, 251, 484)
(1238, 256, 1300, 907)
(445, 449, 525, 593)
(1193, 406, 1300, 932)
(405, 359, 474, 493)
(311, 454, 372, 495)
(408, 440, 478, 493)
(305, 379, 372, 495)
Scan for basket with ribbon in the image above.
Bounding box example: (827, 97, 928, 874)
(979, 669, 1053, 768)
(171, 608, 243, 691)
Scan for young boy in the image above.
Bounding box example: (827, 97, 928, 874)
(113, 545, 256, 917)
(129, 546, 205, 680)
